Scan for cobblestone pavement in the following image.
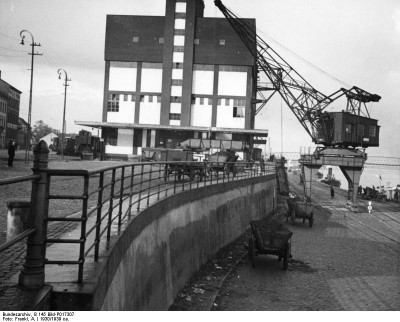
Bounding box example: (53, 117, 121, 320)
(0, 150, 125, 283)
(213, 173, 400, 311)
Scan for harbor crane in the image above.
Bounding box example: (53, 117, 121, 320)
(214, 0, 382, 211)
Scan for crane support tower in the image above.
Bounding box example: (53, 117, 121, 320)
(214, 0, 381, 211)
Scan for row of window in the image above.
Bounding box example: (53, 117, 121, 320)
(108, 94, 164, 111)
(0, 116, 6, 127)
(345, 123, 376, 137)
(131, 35, 231, 47)
(0, 101, 7, 113)
(108, 94, 246, 109)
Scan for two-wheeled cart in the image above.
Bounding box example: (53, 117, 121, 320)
(248, 219, 293, 270)
(160, 149, 206, 182)
(207, 149, 238, 177)
(286, 197, 314, 228)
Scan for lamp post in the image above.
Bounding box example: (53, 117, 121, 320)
(57, 69, 71, 159)
(20, 30, 42, 163)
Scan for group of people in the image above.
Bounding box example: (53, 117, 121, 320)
(7, 139, 16, 167)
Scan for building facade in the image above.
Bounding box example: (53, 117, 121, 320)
(0, 72, 22, 149)
(77, 0, 268, 157)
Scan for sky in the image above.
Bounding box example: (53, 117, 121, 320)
(0, 0, 399, 157)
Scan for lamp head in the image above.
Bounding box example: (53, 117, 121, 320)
(20, 36, 25, 45)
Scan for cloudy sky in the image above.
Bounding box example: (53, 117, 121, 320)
(0, 0, 399, 157)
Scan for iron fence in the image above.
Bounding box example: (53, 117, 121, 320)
(0, 143, 275, 286)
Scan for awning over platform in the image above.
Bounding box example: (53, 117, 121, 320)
(75, 121, 268, 137)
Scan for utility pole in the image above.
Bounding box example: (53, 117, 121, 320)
(20, 30, 42, 163)
(57, 69, 71, 159)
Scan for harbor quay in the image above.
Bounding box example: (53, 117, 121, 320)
(1, 149, 399, 311)
(211, 173, 400, 311)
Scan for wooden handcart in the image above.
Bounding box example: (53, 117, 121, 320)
(248, 219, 293, 270)
(286, 197, 314, 228)
(160, 149, 206, 182)
(207, 150, 238, 177)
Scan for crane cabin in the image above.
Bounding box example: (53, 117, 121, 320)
(317, 111, 380, 148)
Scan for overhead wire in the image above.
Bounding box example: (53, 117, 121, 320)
(221, 2, 352, 89)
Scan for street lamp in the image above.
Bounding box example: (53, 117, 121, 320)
(57, 69, 71, 159)
(20, 30, 42, 163)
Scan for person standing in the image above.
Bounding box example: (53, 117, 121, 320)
(330, 185, 335, 198)
(7, 140, 15, 167)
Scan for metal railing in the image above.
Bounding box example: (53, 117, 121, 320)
(0, 174, 39, 253)
(1, 141, 275, 287)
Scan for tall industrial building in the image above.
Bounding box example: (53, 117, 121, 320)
(78, 0, 268, 157)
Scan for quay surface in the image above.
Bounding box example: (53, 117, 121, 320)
(211, 172, 400, 311)
(1, 151, 399, 311)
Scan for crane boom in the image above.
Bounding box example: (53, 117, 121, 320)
(214, 0, 381, 145)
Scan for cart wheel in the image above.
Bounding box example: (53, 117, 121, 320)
(282, 244, 289, 270)
(249, 237, 255, 268)
(309, 213, 314, 228)
(290, 209, 296, 225)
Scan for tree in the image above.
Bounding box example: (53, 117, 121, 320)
(32, 120, 57, 142)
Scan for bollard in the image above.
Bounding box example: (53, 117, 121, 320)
(18, 140, 50, 289)
(6, 201, 31, 241)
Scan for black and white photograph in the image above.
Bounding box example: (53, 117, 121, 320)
(0, 0, 399, 316)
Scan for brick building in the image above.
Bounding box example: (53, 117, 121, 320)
(77, 0, 268, 158)
(0, 72, 22, 149)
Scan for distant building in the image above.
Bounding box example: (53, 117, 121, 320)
(17, 117, 30, 150)
(0, 71, 22, 148)
(77, 0, 268, 158)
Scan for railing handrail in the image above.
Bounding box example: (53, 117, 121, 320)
(0, 143, 275, 288)
(0, 174, 40, 186)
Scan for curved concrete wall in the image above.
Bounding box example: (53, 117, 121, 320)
(95, 175, 276, 310)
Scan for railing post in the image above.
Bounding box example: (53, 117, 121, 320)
(18, 140, 49, 289)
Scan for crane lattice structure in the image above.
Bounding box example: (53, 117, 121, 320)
(214, 0, 382, 211)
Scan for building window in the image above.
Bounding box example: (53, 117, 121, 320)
(133, 36, 139, 43)
(140, 95, 145, 102)
(217, 99, 221, 105)
(345, 123, 352, 134)
(131, 95, 136, 102)
(124, 94, 128, 101)
(157, 95, 162, 103)
(107, 94, 119, 112)
(357, 124, 364, 136)
(219, 65, 247, 72)
(169, 113, 181, 120)
(175, 2, 187, 12)
(159, 37, 164, 43)
(208, 98, 212, 105)
(194, 39, 200, 45)
(149, 95, 153, 103)
(225, 99, 230, 106)
(200, 97, 204, 105)
(233, 99, 246, 106)
(219, 39, 225, 45)
(233, 106, 245, 118)
(369, 125, 376, 137)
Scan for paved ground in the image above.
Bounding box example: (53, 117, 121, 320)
(0, 150, 124, 282)
(212, 173, 400, 311)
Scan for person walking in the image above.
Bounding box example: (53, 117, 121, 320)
(7, 140, 15, 167)
(330, 185, 335, 198)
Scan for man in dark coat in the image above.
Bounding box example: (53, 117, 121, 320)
(7, 140, 15, 167)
